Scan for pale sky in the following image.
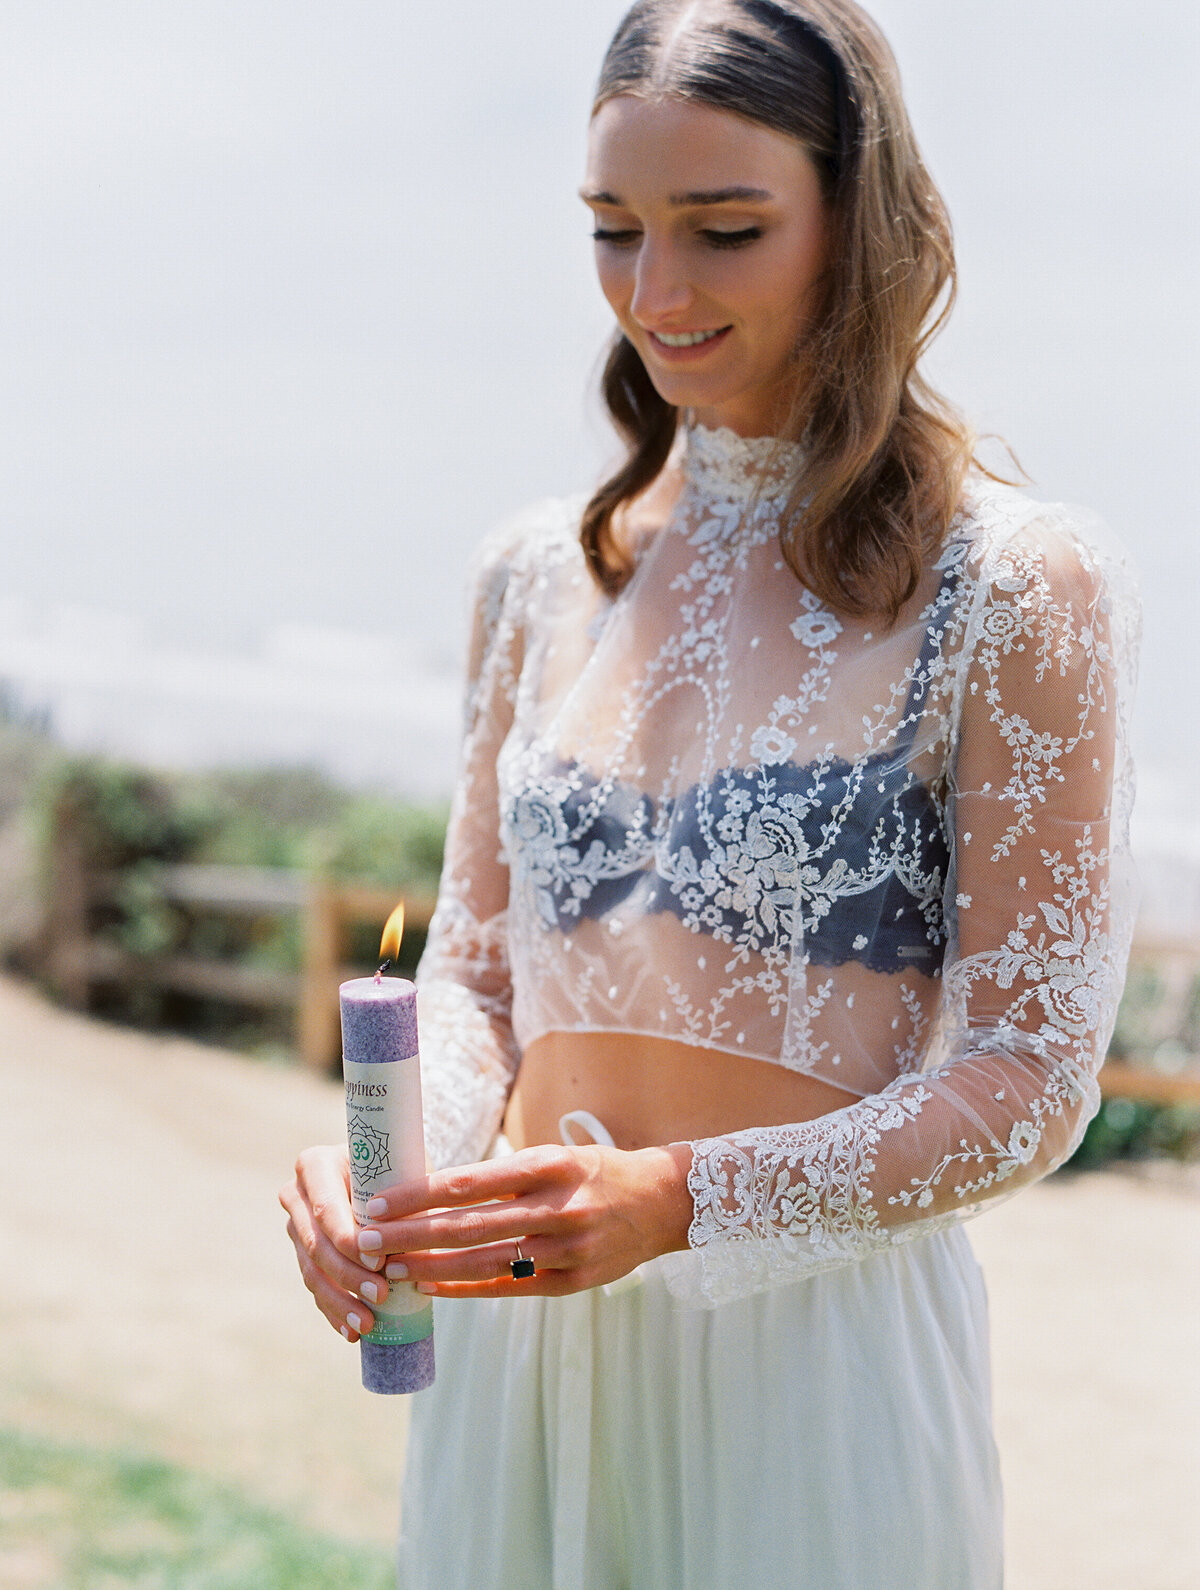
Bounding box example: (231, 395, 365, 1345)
(1, 0, 1197, 801)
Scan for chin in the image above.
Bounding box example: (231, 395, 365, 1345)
(633, 350, 772, 428)
(642, 368, 741, 414)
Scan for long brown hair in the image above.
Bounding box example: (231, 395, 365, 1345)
(582, 0, 979, 622)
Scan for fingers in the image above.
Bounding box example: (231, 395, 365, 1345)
(279, 1144, 388, 1341)
(412, 1265, 599, 1301)
(341, 1141, 670, 1301)
(364, 1145, 577, 1222)
(356, 1145, 587, 1263)
(293, 1144, 363, 1264)
(360, 1198, 550, 1260)
(388, 1235, 564, 1287)
(282, 1194, 384, 1338)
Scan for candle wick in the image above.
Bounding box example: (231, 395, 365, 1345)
(375, 957, 393, 983)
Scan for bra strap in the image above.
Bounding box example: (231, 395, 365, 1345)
(558, 1109, 617, 1148)
(894, 562, 961, 754)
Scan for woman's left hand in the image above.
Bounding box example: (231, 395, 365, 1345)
(356, 1141, 694, 1298)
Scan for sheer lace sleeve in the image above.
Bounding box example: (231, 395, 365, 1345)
(414, 519, 526, 1171)
(668, 509, 1140, 1307)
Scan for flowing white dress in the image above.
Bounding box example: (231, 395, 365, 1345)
(395, 423, 1139, 1590)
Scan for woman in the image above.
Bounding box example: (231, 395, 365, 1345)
(281, 3, 1138, 1585)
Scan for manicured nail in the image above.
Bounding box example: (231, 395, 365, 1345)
(415, 1282, 437, 1295)
(359, 1251, 381, 1271)
(358, 1229, 383, 1252)
(340, 1325, 351, 1341)
(385, 1262, 409, 1281)
(347, 1312, 364, 1334)
(366, 1197, 389, 1218)
(360, 1280, 379, 1304)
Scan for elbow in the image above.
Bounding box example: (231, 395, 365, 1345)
(1007, 1049, 1103, 1188)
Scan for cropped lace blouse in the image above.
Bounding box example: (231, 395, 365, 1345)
(414, 422, 1140, 1306)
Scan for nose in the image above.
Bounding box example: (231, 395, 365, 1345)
(629, 236, 692, 326)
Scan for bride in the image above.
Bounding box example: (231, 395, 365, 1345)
(281, 3, 1138, 1585)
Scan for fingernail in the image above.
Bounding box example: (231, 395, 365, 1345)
(358, 1229, 383, 1252)
(360, 1280, 379, 1304)
(347, 1312, 364, 1333)
(340, 1325, 351, 1341)
(359, 1251, 381, 1271)
(385, 1262, 409, 1281)
(366, 1197, 389, 1218)
(415, 1282, 437, 1295)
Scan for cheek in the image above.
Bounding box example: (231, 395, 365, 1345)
(706, 252, 801, 336)
(782, 223, 832, 318)
(745, 240, 828, 340)
(593, 252, 634, 316)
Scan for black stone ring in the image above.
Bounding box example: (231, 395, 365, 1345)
(510, 1243, 536, 1280)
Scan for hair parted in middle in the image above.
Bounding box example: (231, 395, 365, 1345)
(581, 0, 983, 624)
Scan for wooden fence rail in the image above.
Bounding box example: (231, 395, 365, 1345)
(38, 802, 1200, 1094)
(42, 814, 435, 1071)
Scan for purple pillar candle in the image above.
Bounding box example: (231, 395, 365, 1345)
(340, 976, 435, 1395)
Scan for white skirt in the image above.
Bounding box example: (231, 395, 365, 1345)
(395, 1227, 1002, 1590)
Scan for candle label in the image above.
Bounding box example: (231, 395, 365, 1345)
(344, 1057, 425, 1217)
(344, 1055, 433, 1345)
(362, 1287, 434, 1346)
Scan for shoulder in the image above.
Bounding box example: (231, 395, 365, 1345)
(469, 494, 587, 597)
(460, 496, 585, 694)
(942, 478, 1140, 741)
(462, 495, 589, 674)
(947, 475, 1140, 633)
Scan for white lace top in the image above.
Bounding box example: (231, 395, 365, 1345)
(415, 422, 1140, 1306)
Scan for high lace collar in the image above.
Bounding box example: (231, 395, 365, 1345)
(680, 421, 807, 508)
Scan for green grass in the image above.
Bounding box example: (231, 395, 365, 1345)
(0, 1426, 394, 1590)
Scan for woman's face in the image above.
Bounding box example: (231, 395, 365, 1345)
(583, 95, 831, 438)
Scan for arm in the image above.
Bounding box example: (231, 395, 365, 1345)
(414, 522, 528, 1170)
(665, 511, 1140, 1308)
(279, 521, 529, 1339)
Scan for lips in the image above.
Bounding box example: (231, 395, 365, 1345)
(646, 325, 733, 360)
(653, 327, 727, 347)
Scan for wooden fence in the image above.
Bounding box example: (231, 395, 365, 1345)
(40, 808, 434, 1072)
(37, 803, 1200, 1096)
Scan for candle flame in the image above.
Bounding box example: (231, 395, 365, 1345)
(379, 901, 406, 967)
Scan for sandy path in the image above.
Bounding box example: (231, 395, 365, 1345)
(1, 972, 1197, 1586)
(0, 974, 402, 1544)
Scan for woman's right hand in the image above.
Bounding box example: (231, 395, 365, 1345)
(279, 1144, 389, 1342)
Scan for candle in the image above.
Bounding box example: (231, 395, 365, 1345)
(340, 972, 435, 1395)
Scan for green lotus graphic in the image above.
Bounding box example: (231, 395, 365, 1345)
(347, 1115, 393, 1179)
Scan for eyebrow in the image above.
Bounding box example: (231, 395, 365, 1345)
(580, 185, 774, 207)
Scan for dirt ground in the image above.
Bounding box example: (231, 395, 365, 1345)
(1, 971, 1197, 1588)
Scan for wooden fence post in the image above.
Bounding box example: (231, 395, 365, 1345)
(299, 875, 341, 1073)
(43, 796, 92, 1010)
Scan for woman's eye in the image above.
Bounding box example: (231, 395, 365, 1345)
(591, 228, 641, 247)
(702, 226, 764, 250)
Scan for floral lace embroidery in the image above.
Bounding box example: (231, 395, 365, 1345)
(413, 425, 1139, 1303)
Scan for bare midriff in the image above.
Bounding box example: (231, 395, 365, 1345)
(503, 1029, 859, 1153)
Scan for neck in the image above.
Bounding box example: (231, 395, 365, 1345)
(688, 377, 802, 442)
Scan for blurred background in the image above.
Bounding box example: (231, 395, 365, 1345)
(0, 3, 1197, 1588)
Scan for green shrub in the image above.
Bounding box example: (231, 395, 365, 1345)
(1069, 1095, 1200, 1169)
(36, 757, 217, 871)
(318, 795, 448, 894)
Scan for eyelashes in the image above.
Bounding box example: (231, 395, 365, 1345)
(591, 226, 764, 251)
(702, 227, 764, 250)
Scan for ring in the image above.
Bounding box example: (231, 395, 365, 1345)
(510, 1242, 536, 1280)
